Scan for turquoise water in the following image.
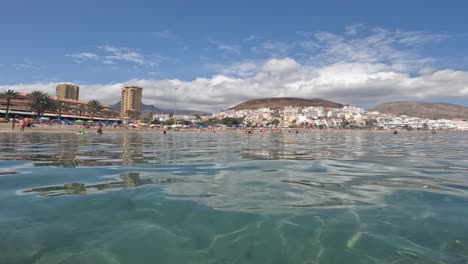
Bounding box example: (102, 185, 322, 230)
(1, 131, 468, 264)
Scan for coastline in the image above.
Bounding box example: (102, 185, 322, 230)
(1, 122, 465, 134)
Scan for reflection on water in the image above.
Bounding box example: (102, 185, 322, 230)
(22, 173, 180, 197)
(1, 131, 468, 263)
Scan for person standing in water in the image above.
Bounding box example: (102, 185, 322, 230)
(9, 117, 16, 130)
(97, 123, 103, 134)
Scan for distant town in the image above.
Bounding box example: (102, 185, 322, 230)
(1, 83, 468, 130)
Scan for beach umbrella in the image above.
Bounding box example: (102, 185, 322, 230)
(39, 117, 50, 121)
(75, 120, 84, 124)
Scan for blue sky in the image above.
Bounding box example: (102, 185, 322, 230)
(1, 0, 468, 111)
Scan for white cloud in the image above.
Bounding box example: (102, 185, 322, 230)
(3, 57, 468, 112)
(68, 46, 162, 67)
(99, 46, 161, 66)
(244, 35, 258, 42)
(210, 40, 241, 55)
(6, 27, 467, 112)
(262, 58, 301, 73)
(345, 24, 364, 36)
(212, 60, 259, 78)
(260, 40, 291, 56)
(307, 27, 442, 71)
(69, 52, 99, 60)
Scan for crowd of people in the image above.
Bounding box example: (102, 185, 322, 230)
(8, 117, 33, 132)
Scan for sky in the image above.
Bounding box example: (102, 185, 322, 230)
(1, 0, 468, 112)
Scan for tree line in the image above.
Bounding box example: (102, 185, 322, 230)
(0, 89, 111, 121)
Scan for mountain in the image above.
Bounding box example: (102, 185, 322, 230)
(112, 102, 211, 116)
(228, 97, 344, 111)
(369, 102, 468, 120)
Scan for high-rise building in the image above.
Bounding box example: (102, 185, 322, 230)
(56, 83, 79, 100)
(121, 86, 143, 117)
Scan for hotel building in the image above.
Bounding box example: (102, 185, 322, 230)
(0, 93, 119, 121)
(120, 86, 143, 117)
(56, 83, 80, 100)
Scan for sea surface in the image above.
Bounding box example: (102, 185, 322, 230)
(0, 131, 467, 264)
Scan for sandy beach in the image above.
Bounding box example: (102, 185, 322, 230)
(1, 122, 465, 134)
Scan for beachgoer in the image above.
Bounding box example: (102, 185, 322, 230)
(431, 128, 436, 134)
(163, 130, 167, 135)
(19, 119, 26, 132)
(78, 128, 86, 135)
(97, 124, 103, 134)
(9, 117, 16, 130)
(393, 130, 398, 134)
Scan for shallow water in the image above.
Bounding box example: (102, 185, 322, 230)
(1, 131, 468, 263)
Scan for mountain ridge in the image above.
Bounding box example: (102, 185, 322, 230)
(369, 101, 468, 120)
(112, 102, 211, 116)
(228, 97, 344, 110)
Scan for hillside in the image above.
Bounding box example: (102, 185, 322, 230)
(228, 97, 344, 110)
(112, 102, 211, 115)
(369, 102, 468, 120)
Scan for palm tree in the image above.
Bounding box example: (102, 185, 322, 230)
(56, 100, 68, 120)
(77, 104, 86, 119)
(125, 109, 134, 118)
(133, 111, 141, 121)
(146, 111, 154, 125)
(0, 89, 19, 121)
(125, 109, 141, 123)
(87, 100, 103, 120)
(27, 91, 56, 118)
(102, 109, 113, 122)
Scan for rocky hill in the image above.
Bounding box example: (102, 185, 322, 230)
(228, 97, 344, 110)
(369, 102, 468, 120)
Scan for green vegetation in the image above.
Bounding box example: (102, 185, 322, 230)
(0, 89, 19, 120)
(87, 100, 103, 120)
(27, 91, 56, 118)
(102, 109, 113, 122)
(56, 100, 68, 119)
(197, 117, 219, 126)
(77, 104, 86, 119)
(125, 109, 141, 123)
(221, 117, 243, 126)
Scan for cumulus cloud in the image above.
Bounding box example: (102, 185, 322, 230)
(3, 58, 468, 113)
(4, 27, 468, 112)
